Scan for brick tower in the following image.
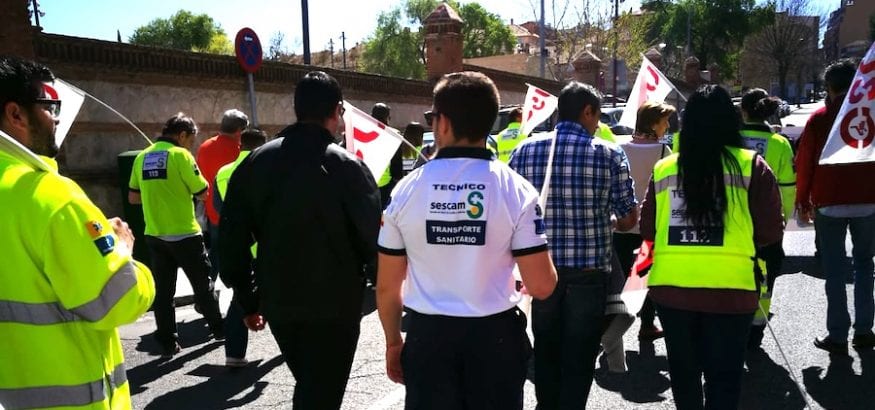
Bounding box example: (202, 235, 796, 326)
(423, 3, 464, 82)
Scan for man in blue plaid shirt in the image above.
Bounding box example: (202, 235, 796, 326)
(510, 81, 638, 409)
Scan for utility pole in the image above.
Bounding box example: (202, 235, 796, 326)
(329, 38, 335, 68)
(612, 0, 619, 107)
(341, 31, 348, 69)
(301, 0, 311, 65)
(31, 0, 41, 27)
(539, 0, 545, 78)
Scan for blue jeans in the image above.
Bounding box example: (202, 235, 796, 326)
(656, 304, 752, 410)
(532, 268, 606, 410)
(224, 297, 249, 359)
(815, 210, 875, 341)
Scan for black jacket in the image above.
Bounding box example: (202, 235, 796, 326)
(219, 123, 381, 322)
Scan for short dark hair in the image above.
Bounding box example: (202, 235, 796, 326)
(823, 59, 857, 94)
(220, 109, 249, 134)
(558, 81, 601, 122)
(508, 107, 523, 122)
(162, 113, 198, 137)
(433, 71, 500, 142)
(372, 103, 391, 123)
(294, 71, 343, 123)
(0, 55, 55, 117)
(240, 128, 267, 150)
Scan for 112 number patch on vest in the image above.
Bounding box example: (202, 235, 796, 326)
(667, 188, 724, 246)
(143, 151, 169, 180)
(425, 182, 487, 246)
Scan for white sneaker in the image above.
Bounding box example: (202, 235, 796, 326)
(225, 357, 250, 368)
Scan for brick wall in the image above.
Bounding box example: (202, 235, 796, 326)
(17, 33, 560, 215)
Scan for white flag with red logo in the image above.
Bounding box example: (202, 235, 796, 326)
(618, 55, 676, 129)
(343, 102, 403, 182)
(820, 42, 875, 165)
(521, 84, 559, 136)
(45, 79, 86, 148)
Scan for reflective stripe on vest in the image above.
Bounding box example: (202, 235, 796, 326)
(648, 148, 757, 291)
(216, 151, 250, 200)
(0, 362, 127, 409)
(0, 261, 137, 325)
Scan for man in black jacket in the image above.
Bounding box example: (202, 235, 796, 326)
(219, 71, 381, 409)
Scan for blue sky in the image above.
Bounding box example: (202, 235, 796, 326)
(36, 0, 642, 54)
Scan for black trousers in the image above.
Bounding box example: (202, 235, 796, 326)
(269, 318, 361, 410)
(402, 308, 531, 410)
(657, 304, 753, 410)
(146, 235, 223, 346)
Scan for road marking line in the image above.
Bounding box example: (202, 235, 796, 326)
(366, 386, 405, 410)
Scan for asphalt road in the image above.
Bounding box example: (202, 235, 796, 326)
(123, 103, 871, 409)
(120, 221, 875, 410)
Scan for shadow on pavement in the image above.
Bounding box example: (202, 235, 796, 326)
(782, 256, 821, 278)
(803, 350, 875, 410)
(127, 341, 223, 395)
(593, 341, 671, 404)
(361, 287, 376, 317)
(133, 318, 219, 354)
(144, 355, 287, 409)
(739, 348, 807, 410)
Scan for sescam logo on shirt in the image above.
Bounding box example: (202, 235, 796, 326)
(427, 182, 488, 245)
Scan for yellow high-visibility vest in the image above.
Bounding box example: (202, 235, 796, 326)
(0, 151, 155, 409)
(648, 148, 758, 291)
(740, 127, 796, 222)
(496, 122, 524, 163)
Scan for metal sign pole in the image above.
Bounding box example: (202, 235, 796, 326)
(247, 72, 259, 127)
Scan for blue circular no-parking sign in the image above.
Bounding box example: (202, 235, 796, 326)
(235, 27, 263, 73)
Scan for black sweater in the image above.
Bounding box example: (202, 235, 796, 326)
(219, 123, 381, 322)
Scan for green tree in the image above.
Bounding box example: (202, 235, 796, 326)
(360, 8, 426, 79)
(459, 3, 515, 58)
(640, 0, 773, 80)
(130, 10, 233, 55)
(360, 1, 514, 78)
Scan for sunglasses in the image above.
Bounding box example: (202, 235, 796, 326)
(424, 110, 438, 127)
(34, 98, 62, 118)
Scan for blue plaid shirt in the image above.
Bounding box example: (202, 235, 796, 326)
(509, 121, 636, 271)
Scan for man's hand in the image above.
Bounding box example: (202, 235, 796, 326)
(796, 203, 815, 226)
(386, 342, 404, 384)
(244, 313, 265, 331)
(109, 217, 135, 253)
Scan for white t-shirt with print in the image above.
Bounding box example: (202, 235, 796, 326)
(378, 148, 548, 317)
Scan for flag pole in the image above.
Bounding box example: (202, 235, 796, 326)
(83, 94, 153, 146)
(56, 80, 152, 146)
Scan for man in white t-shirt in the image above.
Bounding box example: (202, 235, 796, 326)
(376, 71, 558, 409)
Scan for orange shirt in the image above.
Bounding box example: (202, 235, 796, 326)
(197, 134, 240, 225)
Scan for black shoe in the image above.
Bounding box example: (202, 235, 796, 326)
(852, 332, 875, 349)
(161, 341, 181, 358)
(211, 326, 226, 341)
(813, 336, 848, 355)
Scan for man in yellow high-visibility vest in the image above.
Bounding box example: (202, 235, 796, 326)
(213, 128, 266, 368)
(0, 55, 155, 410)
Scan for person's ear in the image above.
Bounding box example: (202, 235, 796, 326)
(1, 102, 30, 137)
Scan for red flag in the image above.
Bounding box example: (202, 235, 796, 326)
(621, 239, 653, 314)
(343, 102, 403, 181)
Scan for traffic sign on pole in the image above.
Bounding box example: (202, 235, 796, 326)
(235, 27, 263, 74)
